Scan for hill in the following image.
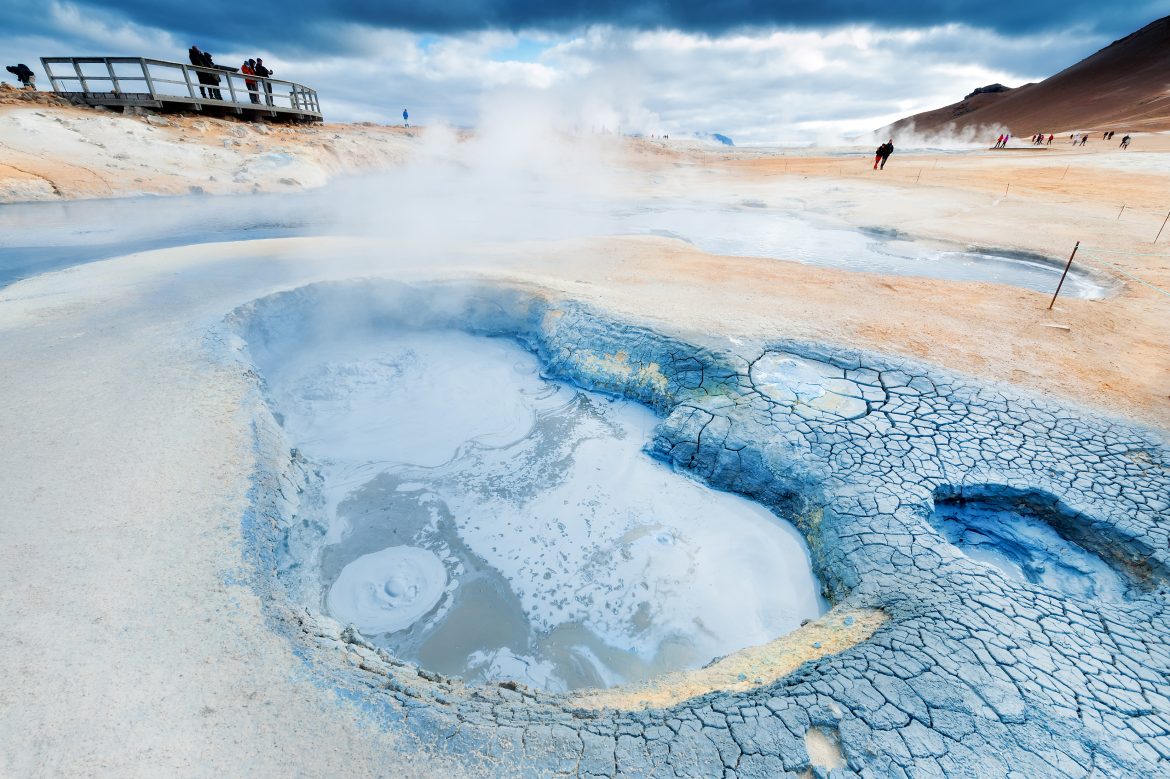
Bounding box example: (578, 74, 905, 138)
(884, 15, 1170, 137)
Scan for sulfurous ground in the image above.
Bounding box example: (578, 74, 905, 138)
(1, 98, 1169, 777)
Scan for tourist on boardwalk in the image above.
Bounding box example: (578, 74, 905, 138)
(199, 50, 223, 100)
(242, 59, 259, 104)
(188, 46, 209, 98)
(1120, 135, 1131, 149)
(5, 63, 34, 89)
(254, 59, 273, 105)
(873, 140, 894, 170)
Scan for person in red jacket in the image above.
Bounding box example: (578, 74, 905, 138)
(241, 59, 259, 104)
(873, 140, 894, 170)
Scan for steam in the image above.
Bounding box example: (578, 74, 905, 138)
(312, 90, 642, 259)
(866, 119, 1012, 151)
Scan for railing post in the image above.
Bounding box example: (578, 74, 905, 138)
(72, 60, 89, 93)
(40, 59, 62, 92)
(104, 59, 121, 95)
(180, 64, 197, 99)
(225, 71, 238, 105)
(139, 59, 157, 99)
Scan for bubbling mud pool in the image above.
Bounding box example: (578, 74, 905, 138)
(254, 326, 826, 692)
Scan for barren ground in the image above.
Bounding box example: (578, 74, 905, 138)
(1, 96, 1169, 776)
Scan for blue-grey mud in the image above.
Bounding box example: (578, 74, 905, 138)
(224, 279, 1170, 778)
(0, 190, 1112, 296)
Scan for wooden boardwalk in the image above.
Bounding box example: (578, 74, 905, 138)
(40, 57, 322, 122)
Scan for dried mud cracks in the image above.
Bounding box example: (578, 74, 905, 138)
(230, 281, 1170, 778)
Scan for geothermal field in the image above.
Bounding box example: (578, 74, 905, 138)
(1, 83, 1170, 778)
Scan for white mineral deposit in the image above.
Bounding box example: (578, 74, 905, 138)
(3, 11, 1170, 778)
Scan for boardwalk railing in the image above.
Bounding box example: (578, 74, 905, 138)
(40, 56, 322, 121)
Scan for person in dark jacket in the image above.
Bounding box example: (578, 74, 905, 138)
(873, 140, 894, 170)
(254, 59, 273, 105)
(6, 63, 35, 88)
(188, 46, 208, 98)
(201, 51, 223, 100)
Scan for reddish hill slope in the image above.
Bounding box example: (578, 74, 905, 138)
(885, 15, 1170, 136)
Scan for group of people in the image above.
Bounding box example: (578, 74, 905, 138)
(5, 63, 35, 89)
(1101, 130, 1131, 148)
(1080, 131, 1131, 148)
(240, 58, 274, 105)
(187, 46, 273, 105)
(873, 139, 894, 170)
(187, 46, 224, 99)
(995, 130, 1132, 150)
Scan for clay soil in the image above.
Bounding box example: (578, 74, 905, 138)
(500, 137, 1170, 432)
(2, 94, 1167, 431)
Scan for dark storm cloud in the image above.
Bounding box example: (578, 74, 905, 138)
(5, 0, 1165, 55)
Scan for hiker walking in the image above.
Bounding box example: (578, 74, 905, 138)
(1120, 135, 1131, 149)
(403, 108, 409, 126)
(873, 140, 893, 170)
(994, 134, 1004, 149)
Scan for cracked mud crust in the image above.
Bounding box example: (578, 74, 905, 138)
(227, 280, 1170, 779)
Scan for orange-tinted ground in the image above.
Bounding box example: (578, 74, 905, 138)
(2, 94, 1167, 431)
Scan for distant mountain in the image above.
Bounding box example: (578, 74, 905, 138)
(692, 132, 735, 146)
(883, 15, 1170, 137)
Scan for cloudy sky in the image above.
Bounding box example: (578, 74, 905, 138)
(2, 1, 1165, 143)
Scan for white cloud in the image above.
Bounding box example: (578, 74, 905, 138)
(0, 11, 1105, 144)
(47, 0, 184, 53)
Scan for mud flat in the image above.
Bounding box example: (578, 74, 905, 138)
(1, 109, 1170, 777)
(230, 279, 1170, 777)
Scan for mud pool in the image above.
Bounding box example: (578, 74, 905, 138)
(249, 325, 825, 692)
(225, 280, 1170, 778)
(2, 181, 1164, 776)
(929, 493, 1130, 601)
